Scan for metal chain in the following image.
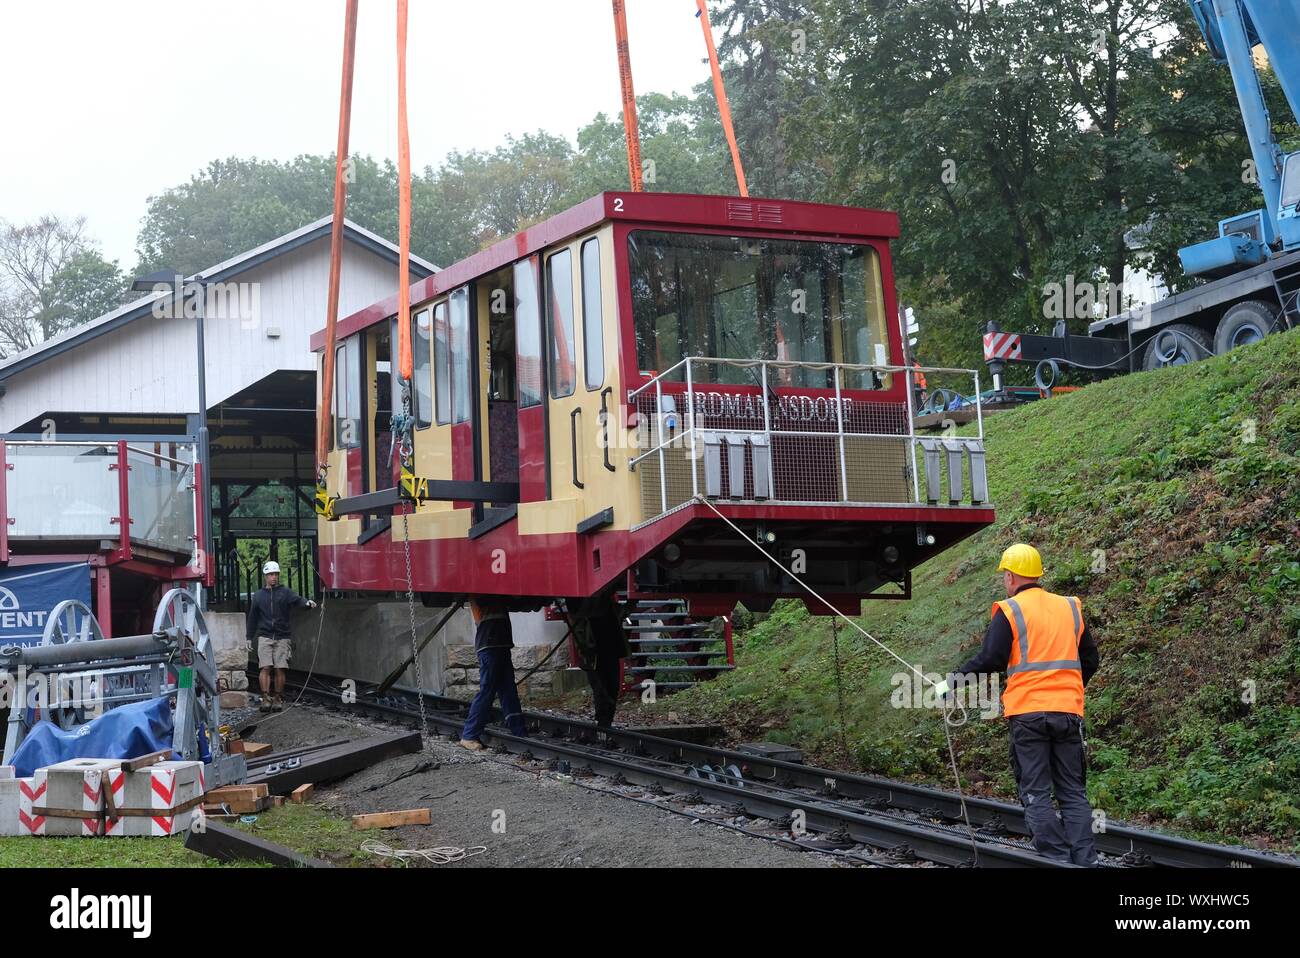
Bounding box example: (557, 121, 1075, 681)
(401, 507, 429, 743)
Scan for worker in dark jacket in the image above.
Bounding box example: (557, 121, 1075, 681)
(246, 560, 316, 712)
(943, 543, 1100, 865)
(570, 590, 630, 727)
(459, 598, 526, 749)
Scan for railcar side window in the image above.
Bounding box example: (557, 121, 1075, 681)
(546, 249, 576, 399)
(449, 287, 471, 423)
(514, 260, 543, 407)
(412, 309, 432, 428)
(627, 231, 889, 389)
(335, 339, 361, 447)
(433, 302, 450, 425)
(581, 239, 604, 390)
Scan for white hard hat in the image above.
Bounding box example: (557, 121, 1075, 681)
(262, 561, 281, 575)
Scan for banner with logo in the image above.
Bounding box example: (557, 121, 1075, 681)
(0, 562, 92, 646)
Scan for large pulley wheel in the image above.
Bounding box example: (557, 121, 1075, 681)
(42, 599, 104, 646)
(154, 588, 211, 666)
(40, 600, 104, 729)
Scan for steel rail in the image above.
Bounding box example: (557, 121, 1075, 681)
(284, 674, 1064, 868)
(285, 670, 1298, 870)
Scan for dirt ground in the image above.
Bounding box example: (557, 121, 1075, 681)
(239, 700, 836, 868)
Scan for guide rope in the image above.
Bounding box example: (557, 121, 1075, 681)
(694, 494, 980, 863)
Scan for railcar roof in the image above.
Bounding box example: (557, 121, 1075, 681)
(310, 191, 899, 350)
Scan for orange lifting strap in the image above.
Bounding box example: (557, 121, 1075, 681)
(396, 0, 413, 383)
(696, 0, 748, 197)
(316, 0, 360, 474)
(611, 0, 644, 192)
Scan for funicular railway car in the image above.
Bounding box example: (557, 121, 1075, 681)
(312, 192, 994, 622)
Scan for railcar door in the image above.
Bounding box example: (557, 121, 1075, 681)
(332, 333, 363, 498)
(542, 231, 621, 533)
(513, 257, 548, 503)
(409, 298, 455, 504)
(444, 286, 478, 506)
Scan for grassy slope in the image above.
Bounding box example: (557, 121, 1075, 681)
(647, 329, 1300, 848)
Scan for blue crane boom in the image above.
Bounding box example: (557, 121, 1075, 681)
(1182, 0, 1300, 275)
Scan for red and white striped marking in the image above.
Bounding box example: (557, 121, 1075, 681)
(105, 762, 204, 837)
(983, 332, 1023, 361)
(18, 778, 45, 835)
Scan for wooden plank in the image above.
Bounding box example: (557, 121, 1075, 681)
(203, 784, 269, 814)
(184, 820, 330, 868)
(290, 784, 314, 804)
(123, 749, 173, 772)
(351, 807, 430, 830)
(242, 742, 273, 758)
(205, 784, 269, 801)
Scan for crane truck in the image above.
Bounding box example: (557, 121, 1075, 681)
(982, 0, 1300, 393)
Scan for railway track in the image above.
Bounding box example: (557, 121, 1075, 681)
(280, 670, 1299, 870)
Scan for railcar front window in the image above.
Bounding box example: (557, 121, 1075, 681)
(627, 231, 889, 389)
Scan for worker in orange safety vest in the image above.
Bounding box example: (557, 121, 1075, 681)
(942, 543, 1101, 865)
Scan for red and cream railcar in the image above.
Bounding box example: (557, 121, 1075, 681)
(312, 192, 993, 615)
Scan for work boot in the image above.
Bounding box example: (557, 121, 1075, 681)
(259, 696, 272, 713)
(272, 695, 284, 712)
(459, 739, 484, 751)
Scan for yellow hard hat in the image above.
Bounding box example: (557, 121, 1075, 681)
(998, 543, 1043, 578)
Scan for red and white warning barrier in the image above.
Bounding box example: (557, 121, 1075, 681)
(105, 761, 205, 837)
(982, 332, 1023, 361)
(26, 760, 115, 836)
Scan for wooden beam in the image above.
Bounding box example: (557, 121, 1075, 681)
(123, 748, 172, 772)
(290, 784, 314, 804)
(184, 820, 330, 868)
(351, 807, 430, 830)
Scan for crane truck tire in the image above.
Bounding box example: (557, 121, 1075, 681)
(1213, 300, 1281, 355)
(1141, 323, 1213, 370)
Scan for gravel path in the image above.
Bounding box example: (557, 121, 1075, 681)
(240, 701, 836, 868)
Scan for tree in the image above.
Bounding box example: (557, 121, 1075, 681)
(0, 216, 125, 357)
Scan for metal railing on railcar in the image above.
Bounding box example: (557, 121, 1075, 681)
(627, 358, 990, 527)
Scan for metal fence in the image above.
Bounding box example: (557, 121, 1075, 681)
(628, 357, 989, 527)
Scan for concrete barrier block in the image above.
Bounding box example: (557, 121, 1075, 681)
(105, 761, 205, 837)
(207, 612, 251, 671)
(30, 759, 120, 836)
(0, 778, 21, 836)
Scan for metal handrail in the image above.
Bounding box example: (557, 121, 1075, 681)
(629, 355, 989, 515)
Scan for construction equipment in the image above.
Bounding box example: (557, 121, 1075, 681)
(0, 589, 246, 786)
(984, 0, 1300, 387)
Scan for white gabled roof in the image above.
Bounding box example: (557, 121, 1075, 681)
(0, 217, 436, 380)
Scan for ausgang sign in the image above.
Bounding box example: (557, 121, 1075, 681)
(227, 516, 314, 535)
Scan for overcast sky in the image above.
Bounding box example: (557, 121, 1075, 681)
(0, 0, 713, 268)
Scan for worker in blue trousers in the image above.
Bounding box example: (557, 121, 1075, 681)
(459, 597, 527, 750)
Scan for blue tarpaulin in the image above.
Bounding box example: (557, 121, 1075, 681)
(10, 695, 174, 777)
(0, 562, 91, 646)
